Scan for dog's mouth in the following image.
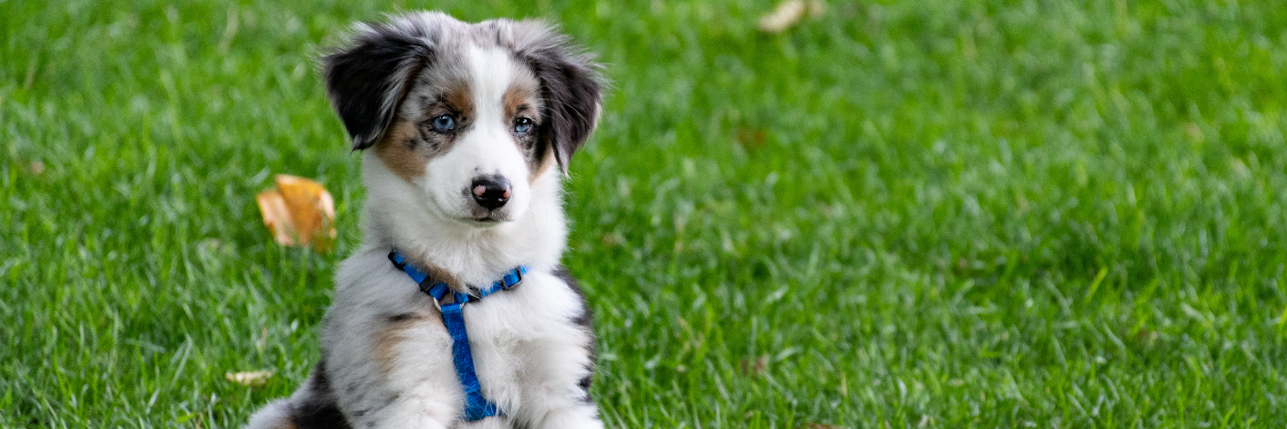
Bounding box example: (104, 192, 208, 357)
(460, 211, 510, 225)
(434, 202, 514, 227)
(438, 196, 518, 226)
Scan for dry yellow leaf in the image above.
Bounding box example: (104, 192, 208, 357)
(758, 0, 826, 34)
(226, 370, 274, 387)
(256, 174, 336, 251)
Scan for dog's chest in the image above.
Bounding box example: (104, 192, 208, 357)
(389, 274, 589, 408)
(329, 254, 590, 411)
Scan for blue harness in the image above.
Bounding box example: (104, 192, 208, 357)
(388, 249, 527, 422)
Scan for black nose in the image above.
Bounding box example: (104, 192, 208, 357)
(470, 176, 511, 210)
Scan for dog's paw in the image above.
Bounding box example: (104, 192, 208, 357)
(366, 409, 451, 429)
(534, 407, 604, 429)
(244, 399, 294, 429)
(455, 416, 511, 429)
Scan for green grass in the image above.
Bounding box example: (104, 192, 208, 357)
(3, 0, 1287, 427)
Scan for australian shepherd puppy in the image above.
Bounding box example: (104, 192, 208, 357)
(246, 12, 604, 429)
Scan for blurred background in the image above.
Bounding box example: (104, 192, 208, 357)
(2, 0, 1286, 427)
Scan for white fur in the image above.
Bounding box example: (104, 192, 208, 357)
(247, 29, 601, 429)
(316, 246, 598, 429)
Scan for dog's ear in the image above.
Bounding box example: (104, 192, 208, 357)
(322, 22, 435, 150)
(513, 21, 605, 174)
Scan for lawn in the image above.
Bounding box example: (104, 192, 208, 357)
(3, 0, 1286, 427)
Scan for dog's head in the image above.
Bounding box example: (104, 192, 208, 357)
(322, 12, 602, 226)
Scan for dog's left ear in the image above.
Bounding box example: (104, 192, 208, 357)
(322, 22, 435, 150)
(513, 22, 605, 174)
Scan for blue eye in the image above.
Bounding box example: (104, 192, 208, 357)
(431, 115, 455, 132)
(514, 118, 533, 135)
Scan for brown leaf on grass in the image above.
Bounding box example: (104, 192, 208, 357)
(225, 370, 274, 387)
(256, 174, 336, 252)
(758, 0, 827, 34)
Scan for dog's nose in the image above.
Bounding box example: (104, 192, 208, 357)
(470, 176, 511, 210)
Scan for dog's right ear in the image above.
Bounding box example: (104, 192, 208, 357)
(322, 23, 434, 150)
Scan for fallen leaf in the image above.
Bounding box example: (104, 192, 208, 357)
(758, 0, 827, 34)
(256, 174, 336, 252)
(226, 370, 274, 387)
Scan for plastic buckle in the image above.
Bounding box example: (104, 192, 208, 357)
(503, 269, 523, 290)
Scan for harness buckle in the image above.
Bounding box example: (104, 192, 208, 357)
(503, 268, 523, 290)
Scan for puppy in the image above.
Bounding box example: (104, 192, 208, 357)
(246, 12, 605, 429)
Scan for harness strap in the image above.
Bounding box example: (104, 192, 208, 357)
(388, 249, 526, 422)
(441, 302, 500, 420)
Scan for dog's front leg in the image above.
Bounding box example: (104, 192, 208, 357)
(330, 370, 464, 429)
(455, 416, 513, 429)
(332, 371, 466, 429)
(530, 405, 603, 429)
(358, 395, 460, 429)
(329, 313, 465, 429)
(516, 338, 604, 429)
